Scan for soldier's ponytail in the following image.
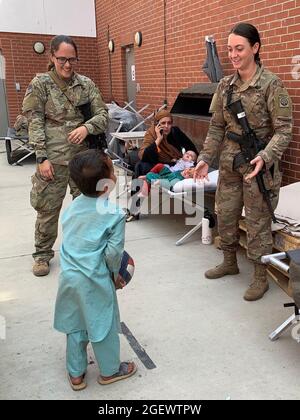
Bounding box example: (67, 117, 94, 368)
(47, 35, 78, 71)
(255, 52, 261, 66)
(47, 62, 55, 71)
(230, 22, 262, 66)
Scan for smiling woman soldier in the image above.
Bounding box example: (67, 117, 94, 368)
(23, 35, 108, 277)
(194, 22, 293, 301)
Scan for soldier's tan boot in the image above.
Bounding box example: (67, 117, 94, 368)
(205, 251, 239, 279)
(243, 263, 269, 301)
(33, 260, 50, 277)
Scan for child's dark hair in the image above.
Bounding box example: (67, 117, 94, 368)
(69, 150, 111, 197)
(230, 22, 261, 65)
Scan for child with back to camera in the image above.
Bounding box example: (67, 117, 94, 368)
(54, 149, 137, 391)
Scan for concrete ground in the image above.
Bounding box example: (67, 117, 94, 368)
(0, 143, 299, 400)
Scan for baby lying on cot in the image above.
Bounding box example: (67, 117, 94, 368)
(138, 150, 197, 197)
(164, 150, 197, 172)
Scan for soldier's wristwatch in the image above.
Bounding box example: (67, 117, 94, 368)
(36, 156, 48, 164)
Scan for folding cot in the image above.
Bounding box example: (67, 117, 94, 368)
(0, 127, 34, 165)
(261, 251, 300, 342)
(134, 170, 219, 246)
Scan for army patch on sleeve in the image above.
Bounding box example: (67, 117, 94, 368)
(25, 84, 33, 96)
(279, 94, 289, 108)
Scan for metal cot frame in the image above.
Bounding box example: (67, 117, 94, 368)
(261, 252, 300, 341)
(0, 127, 34, 165)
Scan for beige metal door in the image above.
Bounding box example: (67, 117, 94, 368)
(125, 46, 136, 108)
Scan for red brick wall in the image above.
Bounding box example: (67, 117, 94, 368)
(0, 32, 101, 125)
(95, 0, 300, 184)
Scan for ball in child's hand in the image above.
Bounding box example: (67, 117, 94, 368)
(116, 251, 135, 289)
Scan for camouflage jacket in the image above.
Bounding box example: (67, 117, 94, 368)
(198, 65, 293, 170)
(22, 69, 108, 163)
(13, 115, 28, 137)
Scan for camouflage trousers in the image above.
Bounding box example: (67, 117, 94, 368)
(216, 162, 281, 263)
(30, 164, 80, 262)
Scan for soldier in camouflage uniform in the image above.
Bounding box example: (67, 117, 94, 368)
(194, 23, 293, 301)
(22, 35, 108, 277)
(13, 114, 28, 137)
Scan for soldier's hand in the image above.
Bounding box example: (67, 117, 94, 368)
(193, 160, 209, 182)
(68, 126, 88, 144)
(38, 160, 54, 180)
(245, 156, 264, 182)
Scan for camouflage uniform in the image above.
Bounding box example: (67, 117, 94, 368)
(198, 65, 293, 263)
(13, 114, 28, 137)
(22, 69, 108, 262)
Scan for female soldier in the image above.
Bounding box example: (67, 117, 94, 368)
(23, 35, 108, 276)
(194, 22, 293, 301)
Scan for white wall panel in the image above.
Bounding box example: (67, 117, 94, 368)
(0, 0, 96, 37)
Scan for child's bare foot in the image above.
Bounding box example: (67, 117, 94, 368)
(68, 373, 87, 391)
(137, 180, 149, 197)
(98, 362, 137, 385)
(70, 375, 84, 385)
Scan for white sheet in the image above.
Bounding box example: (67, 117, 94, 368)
(273, 181, 300, 236)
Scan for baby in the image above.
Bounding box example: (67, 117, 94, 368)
(165, 150, 197, 172)
(138, 159, 196, 197)
(138, 150, 197, 197)
(139, 150, 197, 181)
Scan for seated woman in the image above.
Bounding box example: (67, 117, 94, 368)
(127, 110, 198, 221)
(136, 109, 198, 176)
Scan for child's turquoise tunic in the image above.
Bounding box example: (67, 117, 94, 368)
(54, 195, 125, 342)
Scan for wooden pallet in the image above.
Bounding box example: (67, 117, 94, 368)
(238, 219, 300, 297)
